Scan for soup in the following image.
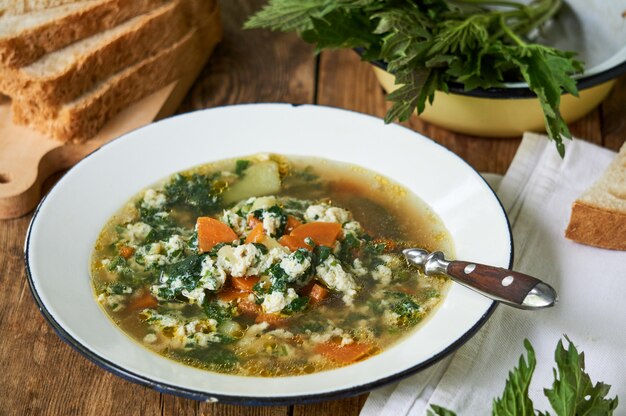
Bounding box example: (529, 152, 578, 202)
(91, 154, 454, 376)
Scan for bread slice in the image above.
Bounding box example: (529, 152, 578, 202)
(12, 16, 222, 142)
(565, 142, 626, 250)
(0, 0, 166, 67)
(0, 0, 211, 111)
(0, 0, 84, 16)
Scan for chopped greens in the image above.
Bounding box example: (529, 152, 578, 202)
(155, 255, 205, 300)
(164, 173, 221, 214)
(387, 291, 422, 326)
(283, 296, 310, 314)
(203, 301, 234, 324)
(267, 263, 290, 292)
(235, 159, 251, 175)
(170, 346, 239, 369)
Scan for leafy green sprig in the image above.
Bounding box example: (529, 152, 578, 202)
(246, 0, 584, 156)
(427, 337, 619, 416)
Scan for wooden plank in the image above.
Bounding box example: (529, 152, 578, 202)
(316, 49, 388, 116)
(198, 404, 292, 416)
(293, 395, 368, 416)
(178, 0, 315, 113)
(600, 75, 626, 151)
(569, 110, 603, 145)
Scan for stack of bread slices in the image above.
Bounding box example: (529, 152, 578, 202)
(0, 0, 221, 142)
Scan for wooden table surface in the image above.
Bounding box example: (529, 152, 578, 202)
(1, 1, 624, 415)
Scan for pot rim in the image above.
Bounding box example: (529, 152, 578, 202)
(357, 48, 626, 99)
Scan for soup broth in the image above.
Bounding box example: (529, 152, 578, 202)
(91, 154, 454, 376)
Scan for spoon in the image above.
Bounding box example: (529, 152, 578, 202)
(402, 248, 557, 310)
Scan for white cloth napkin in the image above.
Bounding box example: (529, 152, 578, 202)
(361, 133, 626, 416)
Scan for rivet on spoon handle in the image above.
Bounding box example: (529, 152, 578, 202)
(402, 249, 558, 310)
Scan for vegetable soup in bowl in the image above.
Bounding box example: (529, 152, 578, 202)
(91, 154, 454, 376)
(26, 104, 511, 403)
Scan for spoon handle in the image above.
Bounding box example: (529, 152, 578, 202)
(446, 261, 557, 309)
(403, 249, 557, 310)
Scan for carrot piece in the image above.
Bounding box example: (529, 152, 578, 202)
(255, 313, 290, 327)
(217, 287, 247, 302)
(248, 215, 262, 228)
(196, 217, 238, 252)
(309, 284, 329, 304)
(285, 216, 302, 233)
(128, 291, 158, 311)
(298, 282, 315, 296)
(290, 222, 342, 247)
(314, 342, 373, 363)
(231, 276, 260, 292)
(238, 299, 262, 316)
(278, 235, 314, 252)
(245, 223, 265, 244)
(118, 245, 135, 259)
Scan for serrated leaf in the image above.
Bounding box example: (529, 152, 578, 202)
(427, 404, 458, 416)
(244, 0, 335, 32)
(544, 337, 619, 416)
(508, 45, 581, 157)
(301, 9, 379, 51)
(384, 67, 433, 122)
(492, 339, 537, 416)
(429, 15, 490, 55)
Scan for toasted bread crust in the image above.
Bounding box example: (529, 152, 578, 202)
(1, 0, 210, 110)
(13, 6, 222, 142)
(565, 201, 626, 250)
(0, 0, 167, 67)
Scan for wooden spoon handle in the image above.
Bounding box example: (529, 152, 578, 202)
(403, 249, 557, 309)
(446, 261, 557, 309)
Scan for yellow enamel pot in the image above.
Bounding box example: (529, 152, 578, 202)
(370, 60, 626, 138)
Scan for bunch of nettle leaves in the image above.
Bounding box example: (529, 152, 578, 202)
(246, 0, 584, 156)
(428, 338, 618, 415)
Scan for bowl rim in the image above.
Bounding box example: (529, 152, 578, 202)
(358, 49, 626, 99)
(24, 103, 511, 405)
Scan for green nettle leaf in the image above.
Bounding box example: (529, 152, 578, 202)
(245, 0, 585, 156)
(492, 339, 537, 416)
(244, 0, 335, 32)
(428, 15, 490, 56)
(427, 337, 619, 415)
(544, 337, 619, 416)
(508, 45, 581, 157)
(301, 9, 379, 51)
(427, 404, 457, 416)
(384, 68, 432, 123)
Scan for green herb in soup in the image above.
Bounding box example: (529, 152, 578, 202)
(91, 155, 454, 376)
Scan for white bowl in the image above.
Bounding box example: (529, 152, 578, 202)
(25, 104, 512, 404)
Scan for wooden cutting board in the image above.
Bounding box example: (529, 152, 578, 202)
(0, 12, 220, 220)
